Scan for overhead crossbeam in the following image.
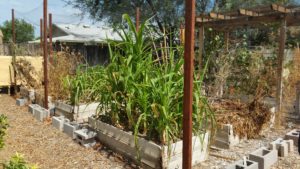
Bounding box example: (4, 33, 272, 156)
(239, 9, 261, 16)
(209, 12, 233, 20)
(271, 4, 293, 13)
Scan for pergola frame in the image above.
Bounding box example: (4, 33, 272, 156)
(196, 4, 300, 124)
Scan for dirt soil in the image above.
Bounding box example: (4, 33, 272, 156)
(0, 94, 134, 169)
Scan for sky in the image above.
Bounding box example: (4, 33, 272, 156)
(0, 0, 95, 37)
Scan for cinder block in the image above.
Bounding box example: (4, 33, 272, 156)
(285, 139, 294, 152)
(249, 147, 278, 169)
(63, 121, 80, 139)
(16, 98, 27, 106)
(74, 128, 97, 148)
(34, 107, 49, 122)
(269, 138, 289, 157)
(28, 104, 39, 114)
(285, 129, 300, 146)
(213, 124, 240, 149)
(226, 159, 259, 169)
(52, 116, 66, 131)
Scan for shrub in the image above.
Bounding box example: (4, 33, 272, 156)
(2, 153, 38, 169)
(0, 114, 9, 149)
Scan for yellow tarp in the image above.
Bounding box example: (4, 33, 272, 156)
(0, 56, 43, 86)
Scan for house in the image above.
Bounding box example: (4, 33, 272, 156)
(51, 24, 121, 66)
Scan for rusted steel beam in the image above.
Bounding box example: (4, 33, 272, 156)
(49, 13, 52, 58)
(183, 0, 195, 168)
(12, 9, 16, 43)
(43, 0, 49, 109)
(40, 19, 43, 53)
(136, 7, 140, 32)
(275, 18, 287, 126)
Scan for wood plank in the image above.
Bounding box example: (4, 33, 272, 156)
(239, 9, 261, 16)
(271, 4, 293, 13)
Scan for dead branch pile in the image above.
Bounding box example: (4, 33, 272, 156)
(48, 51, 83, 101)
(15, 58, 42, 89)
(212, 98, 271, 139)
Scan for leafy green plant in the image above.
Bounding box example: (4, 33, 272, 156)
(66, 14, 215, 153)
(0, 114, 9, 149)
(2, 153, 38, 169)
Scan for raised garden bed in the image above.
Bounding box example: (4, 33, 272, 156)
(55, 101, 99, 123)
(88, 117, 209, 169)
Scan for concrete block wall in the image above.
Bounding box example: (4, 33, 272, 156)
(249, 147, 278, 169)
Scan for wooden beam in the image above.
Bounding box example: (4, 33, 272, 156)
(239, 9, 261, 16)
(275, 18, 287, 126)
(209, 12, 232, 20)
(271, 4, 292, 13)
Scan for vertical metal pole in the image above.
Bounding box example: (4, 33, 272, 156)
(43, 0, 49, 109)
(136, 7, 140, 32)
(198, 26, 204, 72)
(49, 13, 52, 58)
(11, 8, 17, 94)
(40, 19, 43, 53)
(12, 9, 16, 43)
(275, 18, 286, 126)
(183, 0, 195, 168)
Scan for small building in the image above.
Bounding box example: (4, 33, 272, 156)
(51, 24, 121, 66)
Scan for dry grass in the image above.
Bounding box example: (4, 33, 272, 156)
(48, 51, 83, 101)
(282, 49, 300, 116)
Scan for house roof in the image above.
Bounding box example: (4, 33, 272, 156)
(29, 23, 121, 44)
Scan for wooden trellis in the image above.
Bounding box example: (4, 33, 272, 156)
(196, 4, 300, 125)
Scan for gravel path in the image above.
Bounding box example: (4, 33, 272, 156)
(0, 94, 130, 169)
(1, 93, 300, 169)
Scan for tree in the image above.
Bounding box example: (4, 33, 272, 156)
(0, 19, 34, 43)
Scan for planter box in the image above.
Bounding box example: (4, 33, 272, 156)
(88, 117, 209, 169)
(55, 101, 99, 123)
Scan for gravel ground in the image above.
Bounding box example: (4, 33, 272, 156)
(1, 94, 300, 169)
(195, 123, 300, 169)
(0, 94, 133, 169)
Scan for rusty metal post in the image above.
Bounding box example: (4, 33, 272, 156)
(49, 13, 52, 58)
(136, 7, 140, 32)
(40, 19, 43, 53)
(275, 17, 287, 126)
(182, 0, 196, 168)
(12, 9, 16, 43)
(43, 0, 49, 109)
